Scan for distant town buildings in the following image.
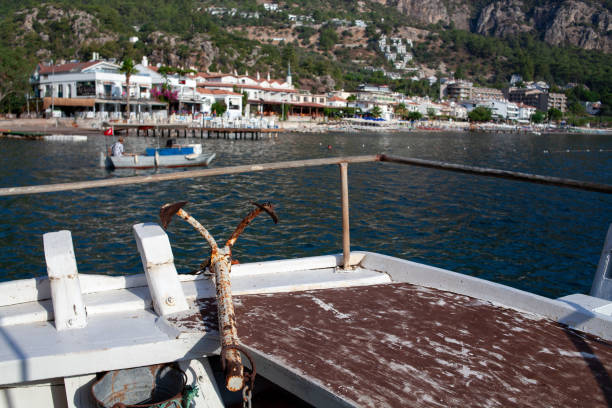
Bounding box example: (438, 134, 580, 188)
(263, 3, 279, 12)
(378, 35, 414, 71)
(29, 50, 571, 123)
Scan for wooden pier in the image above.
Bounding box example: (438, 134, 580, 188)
(102, 123, 280, 140)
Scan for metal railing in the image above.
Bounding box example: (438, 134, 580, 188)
(0, 154, 610, 268)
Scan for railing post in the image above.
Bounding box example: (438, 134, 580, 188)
(133, 223, 189, 316)
(339, 162, 350, 269)
(43, 230, 87, 331)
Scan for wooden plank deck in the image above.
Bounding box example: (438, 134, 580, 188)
(188, 283, 612, 407)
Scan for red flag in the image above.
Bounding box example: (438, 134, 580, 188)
(103, 127, 114, 136)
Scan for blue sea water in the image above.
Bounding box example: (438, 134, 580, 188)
(0, 130, 610, 299)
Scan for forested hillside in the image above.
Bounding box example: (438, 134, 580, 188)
(0, 0, 611, 117)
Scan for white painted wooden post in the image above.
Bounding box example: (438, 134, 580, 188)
(64, 374, 97, 408)
(178, 359, 225, 408)
(43, 230, 87, 331)
(133, 223, 189, 316)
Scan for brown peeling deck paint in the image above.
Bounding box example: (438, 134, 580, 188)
(170, 283, 612, 407)
(234, 284, 612, 407)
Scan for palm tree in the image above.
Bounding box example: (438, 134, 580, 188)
(119, 58, 139, 120)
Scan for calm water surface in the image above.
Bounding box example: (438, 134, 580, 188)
(0, 131, 610, 298)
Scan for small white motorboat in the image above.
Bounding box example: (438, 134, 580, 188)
(102, 144, 216, 170)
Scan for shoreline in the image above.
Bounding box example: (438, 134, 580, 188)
(1, 118, 611, 136)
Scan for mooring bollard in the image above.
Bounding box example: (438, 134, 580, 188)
(159, 201, 277, 394)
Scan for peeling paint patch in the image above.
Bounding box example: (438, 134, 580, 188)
(310, 297, 351, 320)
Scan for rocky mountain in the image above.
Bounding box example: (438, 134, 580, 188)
(534, 1, 612, 52)
(378, 0, 611, 52)
(378, 0, 472, 30)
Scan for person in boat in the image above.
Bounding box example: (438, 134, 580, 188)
(110, 137, 125, 156)
(109, 137, 133, 157)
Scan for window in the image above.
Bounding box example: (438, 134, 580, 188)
(76, 81, 96, 96)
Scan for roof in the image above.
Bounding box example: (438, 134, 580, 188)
(196, 88, 242, 96)
(328, 96, 347, 102)
(199, 83, 297, 93)
(247, 100, 326, 108)
(38, 61, 99, 75)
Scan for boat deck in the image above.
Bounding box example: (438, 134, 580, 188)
(2, 251, 612, 407)
(175, 282, 612, 407)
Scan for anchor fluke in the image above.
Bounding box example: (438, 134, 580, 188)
(159, 201, 188, 229)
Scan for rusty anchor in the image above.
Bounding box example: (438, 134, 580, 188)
(160, 201, 278, 394)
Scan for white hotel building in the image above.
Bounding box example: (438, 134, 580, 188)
(31, 59, 167, 119)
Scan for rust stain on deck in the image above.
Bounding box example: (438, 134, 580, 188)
(231, 283, 612, 408)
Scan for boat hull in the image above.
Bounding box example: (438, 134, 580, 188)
(105, 152, 216, 169)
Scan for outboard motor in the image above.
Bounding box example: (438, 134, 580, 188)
(590, 224, 612, 300)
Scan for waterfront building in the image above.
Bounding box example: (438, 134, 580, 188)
(195, 70, 297, 117)
(354, 84, 399, 120)
(327, 96, 348, 108)
(471, 99, 520, 121)
(472, 87, 504, 101)
(506, 88, 567, 113)
(506, 87, 542, 108)
(195, 89, 243, 119)
(517, 103, 537, 122)
(447, 102, 468, 120)
(544, 92, 567, 113)
(476, 100, 507, 120)
(328, 90, 353, 101)
(506, 102, 519, 121)
(195, 69, 331, 118)
(30, 57, 166, 119)
(585, 101, 602, 115)
(445, 80, 473, 101)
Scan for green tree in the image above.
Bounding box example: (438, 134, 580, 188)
(531, 111, 545, 123)
(406, 111, 423, 121)
(454, 66, 465, 80)
(370, 105, 382, 118)
(319, 26, 338, 51)
(568, 102, 586, 116)
(242, 91, 248, 114)
(468, 106, 492, 122)
(0, 47, 31, 113)
(281, 103, 291, 120)
(547, 108, 563, 122)
(211, 101, 227, 116)
(119, 58, 138, 119)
